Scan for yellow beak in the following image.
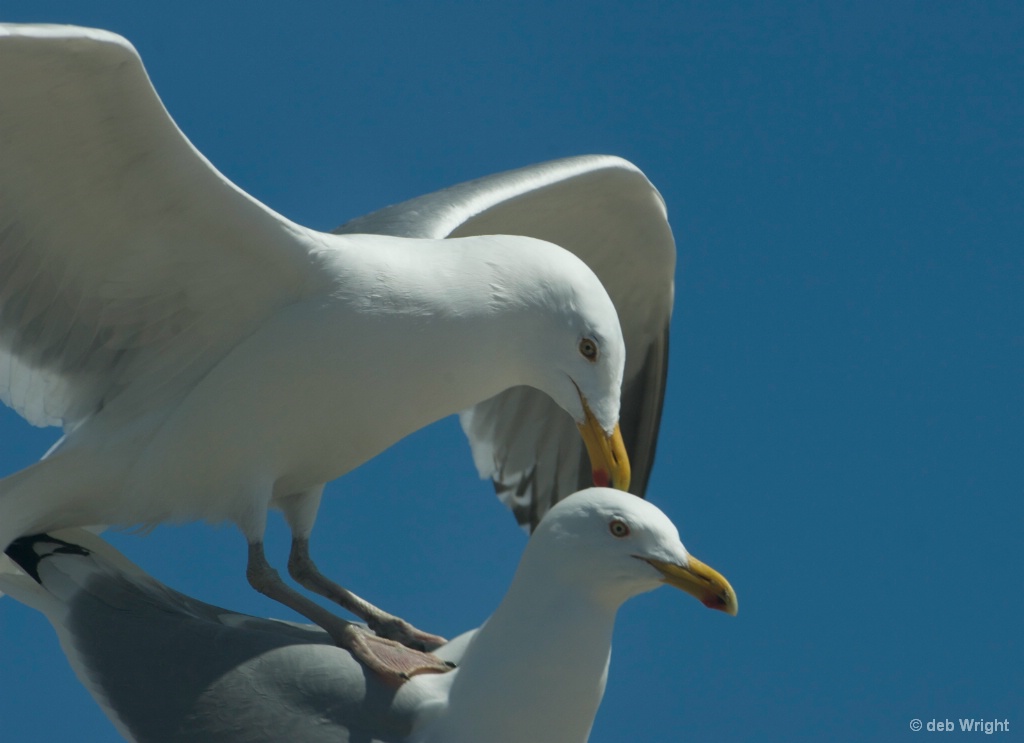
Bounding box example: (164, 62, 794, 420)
(642, 554, 739, 616)
(576, 396, 631, 492)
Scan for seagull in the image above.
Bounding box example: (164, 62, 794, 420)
(0, 24, 674, 680)
(2, 488, 736, 743)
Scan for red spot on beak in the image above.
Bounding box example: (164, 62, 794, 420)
(703, 595, 726, 612)
(592, 469, 609, 488)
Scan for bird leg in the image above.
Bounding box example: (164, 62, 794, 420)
(246, 541, 453, 685)
(288, 536, 448, 651)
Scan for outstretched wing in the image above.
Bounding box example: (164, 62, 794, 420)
(336, 155, 675, 529)
(0, 25, 324, 430)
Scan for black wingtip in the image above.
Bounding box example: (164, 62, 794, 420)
(4, 534, 90, 583)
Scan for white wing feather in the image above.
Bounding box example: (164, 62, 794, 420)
(0, 25, 324, 430)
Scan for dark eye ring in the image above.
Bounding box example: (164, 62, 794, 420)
(579, 337, 599, 361)
(609, 519, 630, 538)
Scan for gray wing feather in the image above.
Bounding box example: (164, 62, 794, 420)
(336, 155, 675, 529)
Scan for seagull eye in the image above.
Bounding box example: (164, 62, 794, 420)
(579, 337, 599, 362)
(609, 519, 630, 538)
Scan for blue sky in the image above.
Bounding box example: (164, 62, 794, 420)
(1, 2, 1021, 741)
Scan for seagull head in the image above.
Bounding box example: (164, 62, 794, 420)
(526, 488, 738, 614)
(507, 239, 631, 492)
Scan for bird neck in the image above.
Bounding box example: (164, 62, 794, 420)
(413, 570, 617, 743)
